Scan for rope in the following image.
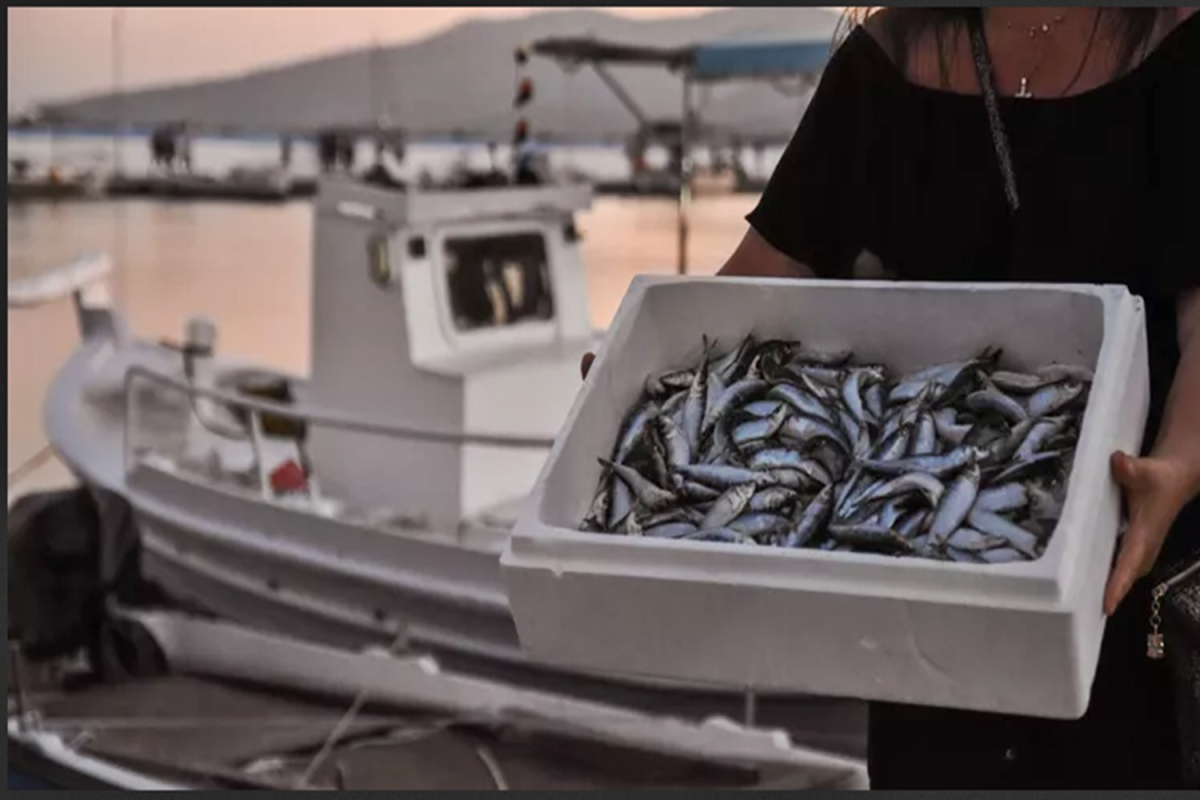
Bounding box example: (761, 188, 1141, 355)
(8, 444, 57, 489)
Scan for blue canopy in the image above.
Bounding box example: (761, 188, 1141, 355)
(689, 39, 831, 82)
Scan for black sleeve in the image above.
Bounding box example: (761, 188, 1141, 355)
(745, 29, 879, 278)
(1153, 14, 1200, 298)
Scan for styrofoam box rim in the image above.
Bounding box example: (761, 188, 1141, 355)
(503, 277, 1147, 613)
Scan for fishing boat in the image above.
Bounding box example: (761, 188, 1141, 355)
(7, 159, 102, 203)
(8, 174, 868, 784)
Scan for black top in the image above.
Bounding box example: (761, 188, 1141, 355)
(748, 16, 1199, 789)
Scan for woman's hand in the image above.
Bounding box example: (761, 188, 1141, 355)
(1105, 288, 1200, 615)
(1105, 451, 1197, 615)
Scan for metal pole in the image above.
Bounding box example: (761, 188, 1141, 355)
(677, 75, 692, 276)
(112, 9, 124, 176)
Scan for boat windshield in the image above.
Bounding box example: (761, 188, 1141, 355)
(444, 232, 555, 332)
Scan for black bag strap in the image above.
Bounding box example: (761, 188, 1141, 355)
(968, 14, 1022, 213)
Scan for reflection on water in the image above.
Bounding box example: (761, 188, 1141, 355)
(6, 191, 758, 492)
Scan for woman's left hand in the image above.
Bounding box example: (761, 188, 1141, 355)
(1104, 450, 1196, 615)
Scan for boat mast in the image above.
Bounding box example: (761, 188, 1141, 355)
(111, 8, 125, 176)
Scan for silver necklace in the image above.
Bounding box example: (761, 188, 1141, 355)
(1002, 12, 1068, 98)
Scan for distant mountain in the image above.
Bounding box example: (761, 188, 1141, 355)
(36, 7, 842, 144)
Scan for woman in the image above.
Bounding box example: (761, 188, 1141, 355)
(584, 6, 1199, 789)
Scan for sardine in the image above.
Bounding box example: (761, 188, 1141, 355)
(828, 524, 915, 554)
(681, 348, 711, 452)
(728, 512, 792, 538)
(1026, 382, 1085, 418)
(965, 389, 1028, 425)
(974, 483, 1028, 514)
(703, 379, 769, 440)
(911, 412, 938, 456)
(769, 383, 836, 424)
(784, 484, 834, 548)
(645, 522, 700, 539)
(932, 407, 971, 446)
(748, 486, 800, 513)
(1036, 363, 1094, 385)
(859, 447, 986, 478)
(928, 465, 981, 546)
(1014, 416, 1069, 462)
(700, 483, 757, 530)
(600, 459, 676, 511)
(966, 508, 1040, 557)
(683, 528, 756, 545)
(613, 400, 659, 465)
(860, 472, 946, 508)
(676, 463, 777, 490)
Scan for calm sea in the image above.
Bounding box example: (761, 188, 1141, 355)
(7, 132, 765, 492)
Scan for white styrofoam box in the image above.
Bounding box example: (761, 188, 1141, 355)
(501, 276, 1149, 720)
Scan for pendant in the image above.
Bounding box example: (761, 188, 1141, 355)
(1147, 631, 1165, 660)
(1016, 77, 1033, 99)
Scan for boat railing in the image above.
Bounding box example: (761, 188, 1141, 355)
(122, 363, 556, 503)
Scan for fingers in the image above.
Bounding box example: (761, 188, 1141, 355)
(580, 352, 595, 380)
(1105, 528, 1152, 616)
(1103, 452, 1183, 615)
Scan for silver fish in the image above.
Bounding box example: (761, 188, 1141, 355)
(645, 522, 699, 539)
(793, 346, 853, 368)
(1014, 416, 1069, 462)
(677, 480, 722, 502)
(965, 389, 1028, 425)
(1026, 382, 1085, 418)
(780, 415, 849, 452)
(769, 383, 836, 424)
(728, 512, 792, 538)
(987, 450, 1066, 485)
(681, 348, 711, 452)
(990, 370, 1049, 394)
(732, 405, 791, 447)
(974, 483, 1029, 514)
(650, 414, 692, 470)
(700, 483, 758, 530)
(741, 399, 784, 418)
(966, 508, 1040, 557)
(748, 486, 800, 513)
(581, 480, 612, 532)
(828, 524, 915, 554)
(703, 379, 769, 439)
(928, 465, 981, 546)
(614, 400, 659, 464)
(676, 463, 777, 490)
(601, 459, 676, 511)
(859, 447, 986, 478)
(932, 407, 971, 446)
(980, 547, 1029, 564)
(911, 412, 938, 456)
(784, 484, 835, 548)
(1036, 363, 1094, 385)
(712, 334, 757, 384)
(946, 527, 1006, 553)
(860, 472, 946, 508)
(864, 382, 885, 424)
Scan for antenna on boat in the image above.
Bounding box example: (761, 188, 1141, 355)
(110, 7, 128, 310)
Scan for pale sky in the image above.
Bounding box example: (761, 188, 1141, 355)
(7, 7, 726, 113)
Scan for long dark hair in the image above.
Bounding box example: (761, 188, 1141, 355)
(840, 7, 1178, 88)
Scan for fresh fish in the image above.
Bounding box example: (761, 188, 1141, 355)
(677, 480, 722, 502)
(644, 522, 699, 539)
(712, 333, 757, 384)
(609, 478, 633, 530)
(859, 447, 986, 478)
(1027, 482, 1064, 522)
(928, 465, 981, 546)
(980, 547, 1028, 564)
(990, 370, 1049, 394)
(700, 483, 758, 530)
(987, 450, 1066, 486)
(1014, 416, 1069, 462)
(911, 412, 938, 456)
(614, 400, 659, 464)
(742, 399, 784, 418)
(896, 510, 930, 539)
(946, 548, 986, 564)
(780, 415, 849, 452)
(768, 383, 836, 424)
(728, 512, 792, 538)
(946, 527, 1006, 553)
(1026, 382, 1086, 418)
(646, 368, 694, 399)
(784, 485, 834, 548)
(841, 369, 871, 428)
(872, 423, 913, 462)
(675, 463, 777, 490)
(864, 382, 885, 424)
(965, 389, 1028, 425)
(1036, 363, 1094, 385)
(681, 348, 711, 451)
(828, 524, 915, 554)
(748, 487, 800, 513)
(703, 379, 769, 439)
(966, 508, 1040, 557)
(650, 414, 692, 470)
(732, 405, 791, 447)
(793, 365, 844, 387)
(932, 407, 971, 446)
(600, 459, 676, 511)
(581, 480, 613, 532)
(974, 483, 1028, 514)
(683, 528, 756, 545)
(860, 472, 946, 508)
(704, 371, 726, 430)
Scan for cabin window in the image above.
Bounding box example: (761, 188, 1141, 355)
(443, 232, 555, 332)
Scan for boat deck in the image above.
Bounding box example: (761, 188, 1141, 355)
(7, 653, 856, 790)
